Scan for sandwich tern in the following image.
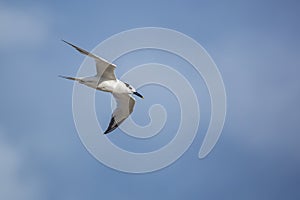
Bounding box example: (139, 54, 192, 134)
(60, 40, 144, 134)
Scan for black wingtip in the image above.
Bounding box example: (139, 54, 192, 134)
(58, 75, 67, 79)
(103, 126, 116, 134)
(61, 39, 69, 43)
(61, 39, 75, 48)
(103, 128, 114, 134)
(103, 117, 118, 134)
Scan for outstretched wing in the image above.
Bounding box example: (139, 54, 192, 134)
(62, 40, 117, 80)
(104, 94, 135, 134)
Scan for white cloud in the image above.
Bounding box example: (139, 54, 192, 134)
(0, 5, 49, 49)
(0, 129, 43, 200)
(213, 30, 300, 160)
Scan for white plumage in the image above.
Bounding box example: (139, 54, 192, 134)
(60, 40, 144, 134)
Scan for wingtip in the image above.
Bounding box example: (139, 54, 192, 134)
(58, 75, 69, 79)
(61, 39, 73, 46)
(103, 130, 111, 134)
(103, 127, 115, 134)
(61, 39, 67, 43)
(58, 75, 77, 81)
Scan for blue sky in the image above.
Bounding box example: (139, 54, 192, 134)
(0, 0, 300, 199)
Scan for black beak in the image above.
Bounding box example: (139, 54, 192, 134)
(133, 91, 144, 99)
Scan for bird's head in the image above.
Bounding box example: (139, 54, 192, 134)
(124, 82, 144, 99)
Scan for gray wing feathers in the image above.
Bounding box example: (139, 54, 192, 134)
(62, 40, 116, 80)
(104, 94, 135, 134)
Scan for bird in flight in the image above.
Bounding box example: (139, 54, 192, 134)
(60, 40, 144, 134)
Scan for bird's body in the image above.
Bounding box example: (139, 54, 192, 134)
(60, 40, 144, 134)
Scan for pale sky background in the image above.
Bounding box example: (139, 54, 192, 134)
(0, 0, 300, 199)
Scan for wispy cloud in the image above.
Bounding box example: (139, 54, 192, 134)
(0, 4, 49, 49)
(0, 129, 43, 200)
(214, 29, 300, 160)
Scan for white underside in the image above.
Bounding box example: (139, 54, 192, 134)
(80, 76, 130, 95)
